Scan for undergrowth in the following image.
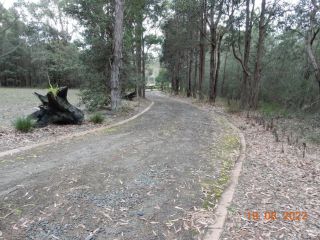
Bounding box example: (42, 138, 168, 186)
(89, 113, 105, 124)
(13, 117, 35, 133)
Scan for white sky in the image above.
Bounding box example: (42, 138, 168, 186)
(1, 0, 38, 8)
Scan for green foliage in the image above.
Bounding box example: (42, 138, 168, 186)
(80, 72, 110, 112)
(13, 117, 35, 133)
(89, 112, 105, 124)
(48, 83, 59, 96)
(155, 69, 170, 89)
(0, 1, 86, 88)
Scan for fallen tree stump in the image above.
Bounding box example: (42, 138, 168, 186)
(30, 87, 84, 127)
(123, 91, 136, 101)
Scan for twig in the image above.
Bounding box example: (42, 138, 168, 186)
(0, 211, 14, 219)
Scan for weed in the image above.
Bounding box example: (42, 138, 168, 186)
(48, 83, 59, 96)
(13, 117, 35, 133)
(89, 112, 105, 124)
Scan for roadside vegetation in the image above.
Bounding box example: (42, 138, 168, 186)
(13, 117, 35, 133)
(89, 113, 105, 124)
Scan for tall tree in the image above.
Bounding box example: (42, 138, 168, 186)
(231, 0, 255, 108)
(304, 0, 320, 94)
(208, 0, 225, 103)
(110, 0, 125, 110)
(198, 0, 207, 100)
(250, 0, 266, 108)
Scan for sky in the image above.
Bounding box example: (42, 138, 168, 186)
(1, 0, 37, 8)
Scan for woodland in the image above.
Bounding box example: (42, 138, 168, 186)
(0, 0, 320, 112)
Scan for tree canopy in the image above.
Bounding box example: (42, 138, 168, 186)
(0, 0, 319, 111)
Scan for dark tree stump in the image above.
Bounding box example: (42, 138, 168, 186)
(30, 87, 84, 127)
(123, 91, 136, 101)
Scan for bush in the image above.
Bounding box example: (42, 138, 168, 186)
(13, 117, 35, 133)
(89, 113, 105, 124)
(80, 72, 111, 112)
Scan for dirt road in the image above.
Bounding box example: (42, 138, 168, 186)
(0, 92, 238, 240)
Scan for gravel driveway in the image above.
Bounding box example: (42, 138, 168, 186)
(0, 92, 239, 240)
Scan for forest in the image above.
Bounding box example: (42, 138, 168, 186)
(1, 0, 319, 111)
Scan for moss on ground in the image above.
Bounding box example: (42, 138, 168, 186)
(201, 117, 240, 210)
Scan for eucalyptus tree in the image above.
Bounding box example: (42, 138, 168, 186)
(229, 0, 283, 109)
(207, 0, 230, 103)
(126, 0, 165, 97)
(294, 0, 320, 94)
(110, 0, 125, 110)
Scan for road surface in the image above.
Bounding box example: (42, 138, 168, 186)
(0, 92, 237, 240)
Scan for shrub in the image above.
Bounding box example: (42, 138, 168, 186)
(89, 113, 105, 124)
(80, 72, 110, 112)
(13, 117, 35, 133)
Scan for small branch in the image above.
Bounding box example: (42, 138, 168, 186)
(311, 28, 320, 46)
(232, 42, 250, 77)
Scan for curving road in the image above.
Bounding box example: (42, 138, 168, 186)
(0, 92, 236, 240)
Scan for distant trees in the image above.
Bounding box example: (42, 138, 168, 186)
(0, 0, 164, 111)
(2, 0, 320, 111)
(161, 0, 319, 110)
(161, 0, 201, 97)
(0, 1, 84, 87)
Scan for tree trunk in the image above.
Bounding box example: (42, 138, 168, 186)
(174, 57, 180, 95)
(215, 35, 223, 97)
(209, 29, 222, 103)
(110, 0, 124, 111)
(240, 0, 254, 108)
(187, 48, 193, 97)
(193, 49, 198, 98)
(142, 37, 146, 98)
(198, 0, 206, 100)
(221, 51, 228, 96)
(304, 0, 320, 94)
(251, 0, 266, 109)
(135, 18, 143, 97)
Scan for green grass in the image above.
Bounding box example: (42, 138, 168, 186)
(89, 112, 105, 124)
(13, 117, 35, 133)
